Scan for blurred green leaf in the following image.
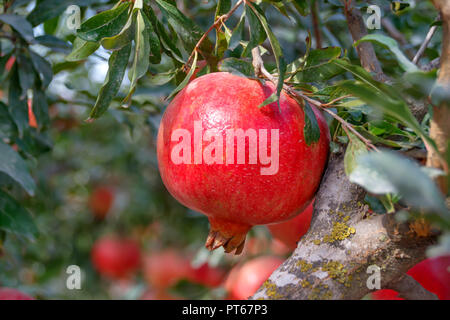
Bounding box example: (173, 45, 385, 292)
(0, 189, 37, 239)
(89, 43, 131, 120)
(29, 50, 53, 89)
(350, 150, 450, 218)
(0, 141, 36, 196)
(344, 131, 368, 176)
(355, 34, 418, 73)
(0, 14, 34, 42)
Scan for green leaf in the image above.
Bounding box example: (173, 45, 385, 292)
(0, 14, 34, 42)
(290, 47, 343, 83)
(0, 189, 38, 239)
(215, 0, 232, 18)
(257, 93, 279, 109)
(332, 59, 400, 99)
(249, 3, 287, 105)
(167, 51, 198, 101)
(66, 37, 100, 62)
(218, 58, 255, 78)
(126, 10, 151, 100)
(27, 0, 102, 26)
(35, 35, 72, 53)
(303, 101, 321, 145)
(32, 88, 50, 130)
(229, 13, 245, 50)
(143, 3, 184, 63)
(89, 43, 131, 120)
(101, 13, 135, 51)
(0, 102, 17, 139)
(155, 0, 212, 54)
(344, 131, 368, 176)
(292, 0, 310, 16)
(78, 2, 131, 42)
(147, 69, 178, 86)
(8, 65, 29, 137)
(339, 80, 435, 150)
(29, 50, 53, 89)
(242, 5, 266, 57)
(354, 34, 418, 73)
(17, 54, 35, 96)
(350, 150, 450, 218)
(0, 140, 36, 196)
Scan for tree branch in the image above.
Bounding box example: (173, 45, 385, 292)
(344, 4, 387, 82)
(413, 14, 441, 65)
(388, 274, 439, 300)
(428, 1, 450, 194)
(252, 154, 436, 300)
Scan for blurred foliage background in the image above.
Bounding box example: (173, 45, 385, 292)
(0, 0, 448, 300)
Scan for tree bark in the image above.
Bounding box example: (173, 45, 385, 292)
(429, 0, 450, 195)
(252, 154, 436, 300)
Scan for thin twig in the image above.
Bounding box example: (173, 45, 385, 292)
(413, 14, 441, 65)
(184, 0, 244, 70)
(251, 48, 379, 151)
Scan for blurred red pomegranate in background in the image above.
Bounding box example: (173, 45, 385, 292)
(187, 262, 226, 288)
(88, 186, 115, 219)
(267, 201, 314, 250)
(0, 288, 34, 300)
(91, 236, 141, 279)
(143, 249, 191, 289)
(226, 256, 283, 300)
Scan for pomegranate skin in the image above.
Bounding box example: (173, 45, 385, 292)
(267, 201, 314, 250)
(157, 72, 329, 254)
(0, 288, 34, 300)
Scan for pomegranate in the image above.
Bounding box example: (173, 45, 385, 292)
(88, 186, 115, 219)
(0, 288, 34, 300)
(143, 249, 191, 289)
(227, 256, 283, 300)
(267, 200, 314, 250)
(157, 72, 329, 254)
(91, 236, 141, 279)
(371, 255, 450, 300)
(187, 262, 226, 288)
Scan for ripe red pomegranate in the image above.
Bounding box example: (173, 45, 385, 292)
(226, 256, 283, 300)
(157, 72, 329, 254)
(91, 236, 141, 279)
(88, 186, 115, 219)
(143, 250, 191, 289)
(267, 200, 314, 250)
(371, 255, 450, 300)
(0, 288, 34, 300)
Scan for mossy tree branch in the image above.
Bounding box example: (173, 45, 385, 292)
(252, 154, 436, 300)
